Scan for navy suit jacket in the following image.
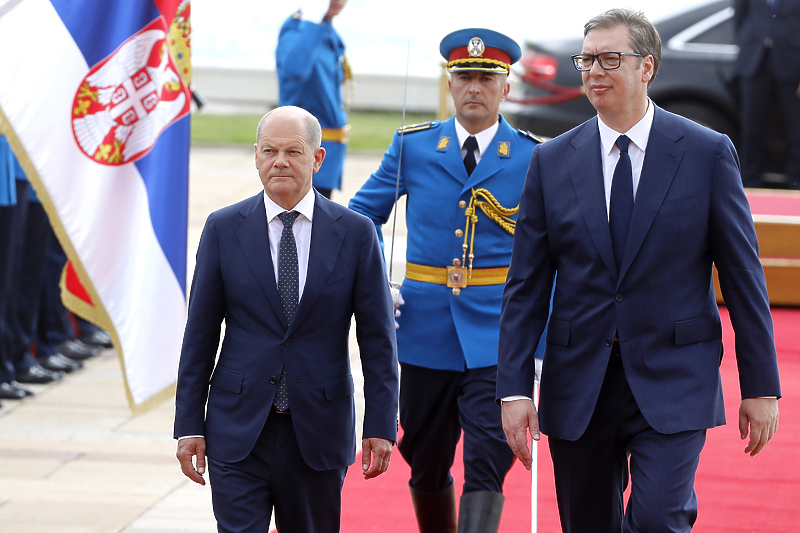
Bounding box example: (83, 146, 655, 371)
(174, 190, 398, 470)
(497, 105, 781, 440)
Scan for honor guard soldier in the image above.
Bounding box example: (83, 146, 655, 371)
(349, 28, 547, 533)
(276, 1, 351, 199)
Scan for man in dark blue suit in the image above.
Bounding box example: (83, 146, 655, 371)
(497, 9, 781, 533)
(174, 106, 399, 533)
(735, 0, 800, 189)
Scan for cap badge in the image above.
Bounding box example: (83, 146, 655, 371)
(467, 37, 485, 58)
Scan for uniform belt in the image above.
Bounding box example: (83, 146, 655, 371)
(321, 125, 350, 143)
(405, 262, 509, 286)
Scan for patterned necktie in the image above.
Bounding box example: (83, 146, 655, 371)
(463, 135, 478, 176)
(275, 210, 299, 412)
(609, 135, 633, 272)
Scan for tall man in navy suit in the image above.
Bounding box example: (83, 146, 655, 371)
(497, 9, 781, 533)
(174, 106, 399, 533)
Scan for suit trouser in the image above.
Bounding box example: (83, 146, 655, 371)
(207, 410, 347, 533)
(739, 49, 800, 188)
(548, 352, 706, 533)
(397, 363, 515, 494)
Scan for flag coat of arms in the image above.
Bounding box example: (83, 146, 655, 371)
(0, 0, 192, 414)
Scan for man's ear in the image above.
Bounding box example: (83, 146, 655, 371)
(313, 146, 326, 173)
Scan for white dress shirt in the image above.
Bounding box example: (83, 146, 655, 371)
(263, 188, 315, 300)
(598, 99, 655, 220)
(455, 118, 500, 167)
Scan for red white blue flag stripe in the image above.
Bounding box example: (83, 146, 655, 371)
(0, 0, 191, 414)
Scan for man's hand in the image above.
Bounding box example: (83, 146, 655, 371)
(739, 397, 779, 457)
(362, 437, 393, 479)
(501, 398, 539, 470)
(176, 437, 207, 485)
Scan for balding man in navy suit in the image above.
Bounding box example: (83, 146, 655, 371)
(174, 106, 399, 533)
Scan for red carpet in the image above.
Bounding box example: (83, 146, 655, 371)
(341, 307, 800, 532)
(744, 189, 800, 217)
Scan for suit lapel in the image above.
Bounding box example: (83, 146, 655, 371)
(618, 106, 685, 281)
(567, 119, 618, 277)
(234, 193, 284, 320)
(288, 193, 345, 336)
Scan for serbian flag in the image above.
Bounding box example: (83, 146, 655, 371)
(0, 0, 192, 415)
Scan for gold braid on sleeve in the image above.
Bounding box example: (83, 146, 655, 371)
(460, 188, 519, 276)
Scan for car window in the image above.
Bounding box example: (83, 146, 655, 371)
(687, 16, 733, 45)
(667, 6, 738, 55)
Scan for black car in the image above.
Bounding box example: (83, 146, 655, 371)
(502, 0, 786, 183)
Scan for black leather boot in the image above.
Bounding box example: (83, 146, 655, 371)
(409, 482, 457, 533)
(457, 490, 505, 533)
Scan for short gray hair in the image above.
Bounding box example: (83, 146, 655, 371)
(256, 106, 322, 150)
(584, 8, 661, 87)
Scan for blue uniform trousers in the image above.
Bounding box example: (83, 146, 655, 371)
(398, 362, 514, 494)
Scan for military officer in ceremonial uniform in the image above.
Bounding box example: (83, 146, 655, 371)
(349, 28, 547, 533)
(276, 0, 351, 199)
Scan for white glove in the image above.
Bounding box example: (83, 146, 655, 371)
(393, 292, 404, 330)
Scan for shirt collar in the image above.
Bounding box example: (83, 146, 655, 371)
(454, 117, 500, 155)
(263, 188, 316, 222)
(598, 98, 654, 155)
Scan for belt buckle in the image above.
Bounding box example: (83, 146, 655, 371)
(446, 266, 468, 289)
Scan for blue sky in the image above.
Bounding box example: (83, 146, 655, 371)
(191, 0, 710, 76)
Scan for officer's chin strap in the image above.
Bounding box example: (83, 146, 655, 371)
(388, 41, 411, 306)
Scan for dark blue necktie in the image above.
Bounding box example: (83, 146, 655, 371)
(609, 135, 633, 272)
(275, 210, 299, 412)
(463, 135, 478, 176)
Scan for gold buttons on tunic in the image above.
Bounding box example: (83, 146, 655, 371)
(455, 229, 463, 238)
(452, 288, 461, 295)
(459, 200, 466, 208)
(453, 258, 461, 266)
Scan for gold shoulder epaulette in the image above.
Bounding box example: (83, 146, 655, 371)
(397, 121, 439, 134)
(518, 129, 548, 143)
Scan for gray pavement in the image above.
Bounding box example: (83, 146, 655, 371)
(0, 146, 403, 533)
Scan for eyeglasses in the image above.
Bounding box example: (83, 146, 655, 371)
(571, 52, 644, 71)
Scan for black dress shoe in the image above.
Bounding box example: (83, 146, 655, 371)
(39, 353, 83, 373)
(58, 339, 102, 361)
(0, 382, 28, 399)
(15, 364, 64, 384)
(10, 381, 34, 396)
(81, 329, 113, 349)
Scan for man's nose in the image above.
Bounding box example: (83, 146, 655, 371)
(589, 58, 605, 76)
(272, 152, 289, 166)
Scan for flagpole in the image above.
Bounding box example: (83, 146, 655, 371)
(531, 377, 540, 533)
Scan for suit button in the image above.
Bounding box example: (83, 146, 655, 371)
(615, 294, 623, 302)
(270, 376, 277, 385)
(606, 338, 613, 346)
(284, 339, 291, 346)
